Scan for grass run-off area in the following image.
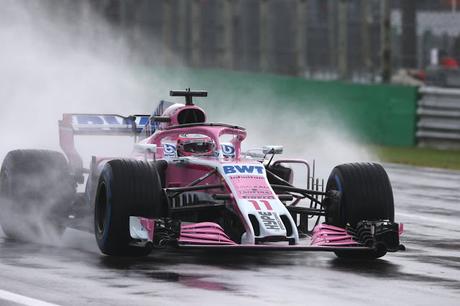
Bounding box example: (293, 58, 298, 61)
(371, 145, 460, 171)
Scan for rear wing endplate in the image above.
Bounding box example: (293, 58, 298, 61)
(59, 113, 149, 181)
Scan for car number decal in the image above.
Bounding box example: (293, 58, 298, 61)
(257, 211, 285, 231)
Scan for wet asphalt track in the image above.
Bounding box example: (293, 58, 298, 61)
(0, 164, 459, 306)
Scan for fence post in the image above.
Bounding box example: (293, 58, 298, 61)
(381, 0, 392, 83)
(328, 0, 337, 74)
(221, 0, 235, 69)
(191, 0, 201, 67)
(338, 0, 348, 80)
(361, 0, 372, 75)
(401, 0, 417, 68)
(162, 0, 173, 66)
(296, 0, 308, 77)
(259, 0, 269, 72)
(177, 0, 188, 64)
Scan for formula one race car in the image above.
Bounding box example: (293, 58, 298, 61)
(0, 89, 403, 259)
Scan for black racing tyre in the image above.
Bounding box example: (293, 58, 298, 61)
(0, 150, 76, 241)
(94, 159, 167, 256)
(324, 163, 394, 259)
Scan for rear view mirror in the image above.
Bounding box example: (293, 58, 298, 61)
(263, 145, 283, 155)
(134, 143, 157, 154)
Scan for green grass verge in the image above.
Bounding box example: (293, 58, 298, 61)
(371, 145, 460, 171)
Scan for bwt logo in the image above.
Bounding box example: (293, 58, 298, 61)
(221, 144, 235, 156)
(74, 115, 149, 126)
(163, 144, 176, 155)
(223, 165, 264, 175)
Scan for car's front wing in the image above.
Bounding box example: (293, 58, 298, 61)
(129, 217, 403, 254)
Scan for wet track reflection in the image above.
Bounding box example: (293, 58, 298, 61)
(0, 164, 459, 305)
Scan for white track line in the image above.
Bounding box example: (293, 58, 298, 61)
(0, 289, 60, 306)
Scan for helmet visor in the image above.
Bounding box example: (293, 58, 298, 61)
(183, 141, 214, 154)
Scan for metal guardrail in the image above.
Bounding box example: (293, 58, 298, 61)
(417, 86, 460, 149)
(425, 69, 460, 88)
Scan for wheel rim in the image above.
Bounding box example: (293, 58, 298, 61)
(325, 174, 342, 226)
(96, 182, 108, 236)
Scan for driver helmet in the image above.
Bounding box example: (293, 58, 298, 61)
(177, 134, 215, 157)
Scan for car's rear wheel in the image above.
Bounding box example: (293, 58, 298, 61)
(94, 159, 167, 256)
(0, 150, 75, 241)
(325, 162, 394, 259)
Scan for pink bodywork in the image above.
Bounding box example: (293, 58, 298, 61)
(150, 103, 247, 155)
(136, 218, 237, 245)
(230, 176, 275, 199)
(179, 222, 237, 245)
(140, 218, 155, 241)
(164, 163, 222, 189)
(310, 223, 360, 246)
(146, 125, 247, 160)
(141, 115, 249, 193)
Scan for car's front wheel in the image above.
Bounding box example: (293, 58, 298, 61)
(94, 159, 167, 256)
(325, 162, 394, 259)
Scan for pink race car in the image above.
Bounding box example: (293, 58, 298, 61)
(0, 89, 403, 259)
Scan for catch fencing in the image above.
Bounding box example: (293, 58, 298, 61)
(417, 86, 460, 149)
(10, 0, 460, 84)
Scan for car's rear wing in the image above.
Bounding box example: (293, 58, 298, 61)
(59, 113, 150, 135)
(58, 101, 176, 182)
(59, 113, 150, 181)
